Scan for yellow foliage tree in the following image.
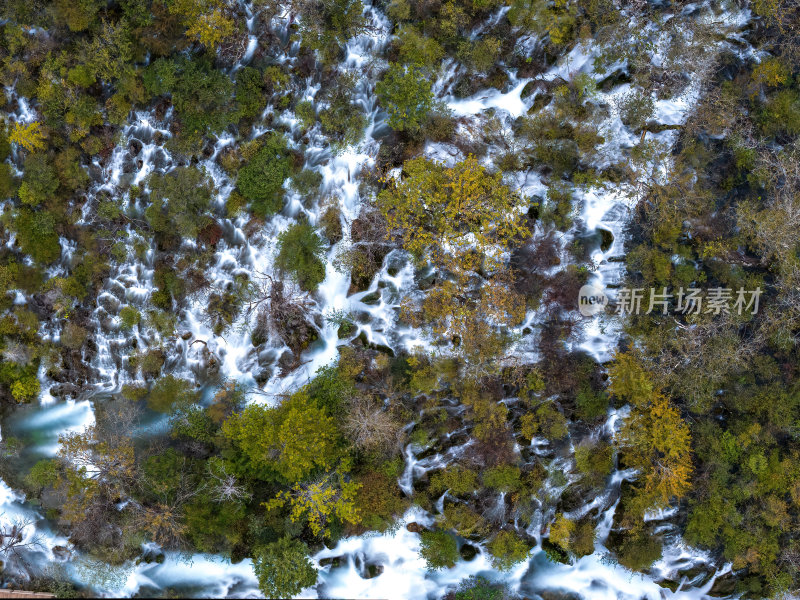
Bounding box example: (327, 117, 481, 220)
(379, 156, 528, 368)
(9, 121, 47, 152)
(168, 0, 235, 49)
(378, 156, 528, 273)
(186, 9, 235, 48)
(610, 353, 693, 521)
(549, 512, 575, 549)
(265, 473, 361, 538)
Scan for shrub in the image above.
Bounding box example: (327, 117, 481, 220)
(429, 466, 478, 497)
(147, 375, 197, 413)
(618, 90, 655, 130)
(237, 135, 292, 217)
(319, 205, 342, 244)
(25, 459, 60, 493)
(146, 166, 213, 239)
(253, 537, 317, 599)
(290, 169, 323, 200)
(355, 471, 407, 532)
(487, 530, 530, 570)
(61, 322, 88, 350)
(482, 465, 522, 492)
(419, 530, 459, 570)
(615, 530, 662, 571)
(275, 221, 327, 291)
(18, 154, 57, 206)
(520, 402, 568, 440)
(319, 72, 367, 149)
(454, 576, 505, 600)
(575, 385, 609, 419)
(119, 306, 141, 330)
(11, 375, 40, 402)
(395, 26, 444, 71)
(295, 100, 316, 130)
(575, 440, 614, 486)
(144, 57, 235, 137)
(376, 64, 434, 133)
(235, 66, 265, 121)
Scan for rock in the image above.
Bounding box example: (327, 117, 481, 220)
(598, 227, 614, 252)
(598, 69, 631, 93)
(181, 331, 193, 340)
(52, 545, 70, 560)
(319, 556, 342, 568)
(406, 522, 425, 533)
(364, 563, 384, 579)
(459, 543, 478, 561)
(337, 321, 356, 339)
(539, 591, 582, 600)
(361, 291, 381, 305)
(521, 81, 537, 99)
(530, 92, 553, 113)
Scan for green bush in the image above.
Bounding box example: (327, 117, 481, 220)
(395, 26, 444, 71)
(429, 466, 479, 497)
(18, 154, 58, 207)
(419, 530, 459, 570)
(144, 57, 235, 137)
(147, 375, 197, 413)
(237, 135, 292, 217)
(235, 66, 265, 121)
(482, 465, 522, 492)
(319, 72, 367, 149)
(25, 459, 60, 493)
(615, 530, 662, 571)
(487, 530, 530, 570)
(454, 576, 505, 600)
(14, 209, 61, 264)
(575, 440, 614, 486)
(376, 64, 434, 133)
(146, 166, 213, 238)
(253, 537, 318, 599)
(275, 221, 327, 291)
(119, 306, 141, 330)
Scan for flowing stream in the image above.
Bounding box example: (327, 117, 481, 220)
(0, 1, 753, 597)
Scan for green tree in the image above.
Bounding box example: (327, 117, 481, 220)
(487, 530, 530, 570)
(222, 391, 341, 482)
(253, 537, 318, 599)
(275, 221, 327, 291)
(145, 166, 214, 238)
(13, 209, 61, 264)
(419, 529, 459, 570)
(235, 66, 265, 121)
(18, 154, 57, 207)
(265, 472, 361, 538)
(376, 63, 434, 133)
(148, 375, 198, 413)
(236, 135, 292, 217)
(377, 156, 526, 272)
